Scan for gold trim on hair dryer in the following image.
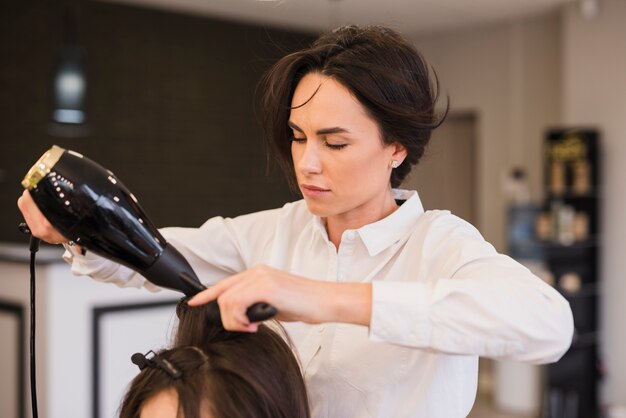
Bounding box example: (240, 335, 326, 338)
(21, 145, 66, 190)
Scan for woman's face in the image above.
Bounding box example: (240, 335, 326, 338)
(289, 72, 406, 221)
(139, 388, 179, 418)
(139, 388, 213, 418)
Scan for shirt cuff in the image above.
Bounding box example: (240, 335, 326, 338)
(62, 243, 86, 262)
(369, 281, 432, 347)
(62, 243, 111, 274)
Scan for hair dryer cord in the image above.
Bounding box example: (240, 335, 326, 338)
(19, 223, 40, 418)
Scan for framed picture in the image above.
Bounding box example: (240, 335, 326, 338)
(92, 300, 179, 418)
(0, 299, 25, 418)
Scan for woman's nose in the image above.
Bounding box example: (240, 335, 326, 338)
(296, 142, 322, 175)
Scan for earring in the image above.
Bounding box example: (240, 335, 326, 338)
(391, 160, 400, 169)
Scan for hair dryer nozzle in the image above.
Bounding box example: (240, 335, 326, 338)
(144, 245, 206, 296)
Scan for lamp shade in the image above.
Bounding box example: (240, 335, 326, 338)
(52, 45, 87, 124)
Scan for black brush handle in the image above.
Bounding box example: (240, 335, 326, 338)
(205, 300, 277, 323)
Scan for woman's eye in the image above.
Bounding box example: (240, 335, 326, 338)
(325, 143, 348, 150)
(291, 136, 306, 143)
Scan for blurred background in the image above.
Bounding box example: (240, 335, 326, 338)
(0, 0, 624, 417)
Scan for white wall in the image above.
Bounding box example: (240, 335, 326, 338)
(561, 0, 626, 405)
(413, 12, 562, 250)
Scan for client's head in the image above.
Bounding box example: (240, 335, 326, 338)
(119, 299, 310, 418)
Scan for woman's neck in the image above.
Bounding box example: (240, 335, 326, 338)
(325, 190, 398, 250)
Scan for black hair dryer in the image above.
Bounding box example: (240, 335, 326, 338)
(21, 145, 276, 323)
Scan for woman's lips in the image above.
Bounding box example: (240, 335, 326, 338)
(301, 184, 330, 197)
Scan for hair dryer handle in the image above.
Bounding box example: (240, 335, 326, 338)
(205, 300, 277, 324)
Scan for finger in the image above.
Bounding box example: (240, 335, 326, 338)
(221, 303, 261, 333)
(186, 286, 220, 306)
(18, 192, 45, 237)
(241, 323, 259, 333)
(17, 191, 67, 244)
(188, 269, 273, 330)
(216, 276, 275, 330)
(186, 271, 247, 306)
(219, 273, 273, 311)
(221, 318, 259, 333)
(216, 281, 257, 327)
(17, 191, 36, 227)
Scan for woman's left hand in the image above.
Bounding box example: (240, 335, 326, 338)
(187, 265, 371, 332)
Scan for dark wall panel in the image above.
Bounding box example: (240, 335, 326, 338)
(0, 1, 314, 242)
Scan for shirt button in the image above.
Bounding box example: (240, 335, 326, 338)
(344, 231, 355, 241)
(318, 326, 324, 333)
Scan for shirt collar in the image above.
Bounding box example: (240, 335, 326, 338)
(358, 189, 424, 256)
(311, 189, 425, 256)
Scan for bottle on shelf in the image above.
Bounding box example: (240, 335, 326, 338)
(572, 160, 592, 195)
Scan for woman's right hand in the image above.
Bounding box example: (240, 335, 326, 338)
(187, 264, 372, 332)
(17, 190, 69, 244)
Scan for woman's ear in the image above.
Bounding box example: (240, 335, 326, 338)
(391, 142, 408, 164)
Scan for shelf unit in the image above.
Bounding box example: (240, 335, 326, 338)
(540, 129, 601, 418)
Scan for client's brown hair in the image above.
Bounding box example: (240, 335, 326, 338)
(119, 300, 310, 418)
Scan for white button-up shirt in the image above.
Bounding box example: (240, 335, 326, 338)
(64, 189, 574, 418)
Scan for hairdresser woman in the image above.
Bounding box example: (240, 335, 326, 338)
(19, 25, 573, 418)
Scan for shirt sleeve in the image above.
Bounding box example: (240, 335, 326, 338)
(61, 209, 279, 290)
(369, 212, 574, 364)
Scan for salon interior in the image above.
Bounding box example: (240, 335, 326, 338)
(0, 0, 625, 417)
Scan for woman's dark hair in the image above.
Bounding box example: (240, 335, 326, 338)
(119, 300, 310, 418)
(259, 25, 448, 189)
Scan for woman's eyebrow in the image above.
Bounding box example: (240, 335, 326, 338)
(288, 121, 303, 132)
(288, 121, 351, 135)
